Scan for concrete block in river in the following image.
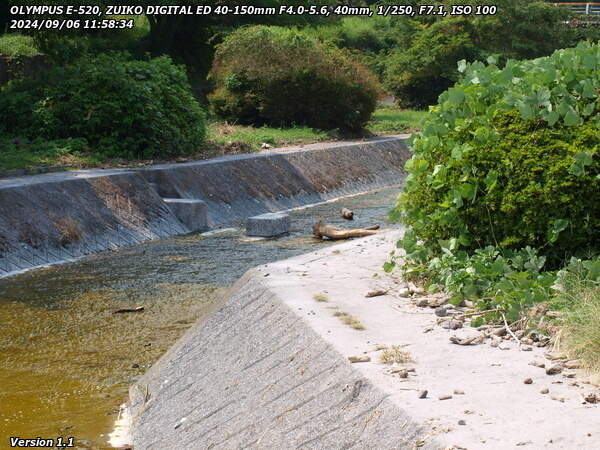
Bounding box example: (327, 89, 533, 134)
(246, 212, 290, 237)
(163, 198, 208, 232)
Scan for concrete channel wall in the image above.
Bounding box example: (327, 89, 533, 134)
(127, 233, 441, 450)
(0, 136, 410, 278)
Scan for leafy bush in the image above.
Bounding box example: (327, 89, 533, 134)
(0, 53, 206, 159)
(393, 236, 556, 322)
(306, 16, 417, 78)
(0, 34, 40, 57)
(208, 26, 380, 131)
(384, 0, 581, 108)
(392, 42, 600, 268)
(384, 18, 480, 108)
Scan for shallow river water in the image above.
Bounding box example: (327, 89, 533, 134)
(0, 186, 400, 449)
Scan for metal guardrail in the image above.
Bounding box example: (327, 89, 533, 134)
(552, 2, 600, 15)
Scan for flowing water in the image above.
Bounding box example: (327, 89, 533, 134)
(0, 186, 401, 449)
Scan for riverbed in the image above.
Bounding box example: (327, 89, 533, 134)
(0, 186, 400, 449)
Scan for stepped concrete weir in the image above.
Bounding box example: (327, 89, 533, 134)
(0, 136, 410, 278)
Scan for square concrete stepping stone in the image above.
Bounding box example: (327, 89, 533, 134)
(163, 198, 208, 232)
(246, 212, 290, 237)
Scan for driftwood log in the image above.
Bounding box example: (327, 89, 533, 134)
(340, 208, 354, 220)
(312, 221, 386, 240)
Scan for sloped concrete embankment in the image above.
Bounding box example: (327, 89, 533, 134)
(0, 137, 410, 278)
(0, 170, 186, 277)
(128, 231, 600, 450)
(127, 255, 439, 450)
(140, 136, 410, 227)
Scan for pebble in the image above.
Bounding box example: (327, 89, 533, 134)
(521, 346, 533, 352)
(442, 319, 463, 330)
(454, 389, 465, 395)
(563, 371, 576, 378)
(398, 288, 412, 297)
(551, 395, 565, 403)
(524, 378, 533, 384)
(434, 306, 447, 317)
(438, 394, 453, 400)
(530, 361, 545, 369)
(540, 388, 549, 394)
(493, 328, 507, 337)
(418, 390, 428, 399)
(458, 420, 466, 425)
(582, 392, 598, 404)
(416, 299, 429, 307)
(427, 297, 445, 307)
(565, 360, 582, 369)
(498, 343, 511, 350)
(546, 364, 563, 375)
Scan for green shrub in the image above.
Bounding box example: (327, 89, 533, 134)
(0, 53, 206, 159)
(392, 42, 600, 267)
(384, 18, 480, 108)
(305, 16, 418, 80)
(384, 0, 581, 108)
(208, 26, 380, 131)
(0, 34, 40, 57)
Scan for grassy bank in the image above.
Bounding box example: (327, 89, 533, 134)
(0, 106, 425, 173)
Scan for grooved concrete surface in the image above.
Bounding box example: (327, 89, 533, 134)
(128, 232, 440, 450)
(139, 136, 411, 227)
(129, 231, 600, 450)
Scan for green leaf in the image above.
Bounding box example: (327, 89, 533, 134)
(563, 108, 581, 126)
(459, 183, 476, 201)
(544, 110, 560, 126)
(484, 170, 499, 191)
(582, 81, 596, 99)
(457, 59, 467, 73)
(582, 102, 596, 117)
(575, 151, 594, 166)
(547, 219, 569, 243)
(569, 152, 594, 176)
(448, 88, 465, 105)
(583, 53, 597, 70)
(383, 261, 395, 273)
(518, 104, 534, 120)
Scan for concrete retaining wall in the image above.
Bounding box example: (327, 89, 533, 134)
(0, 137, 410, 277)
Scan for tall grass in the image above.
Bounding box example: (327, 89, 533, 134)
(556, 277, 600, 378)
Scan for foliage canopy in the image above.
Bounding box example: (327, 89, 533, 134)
(209, 25, 380, 131)
(0, 53, 207, 159)
(392, 42, 600, 267)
